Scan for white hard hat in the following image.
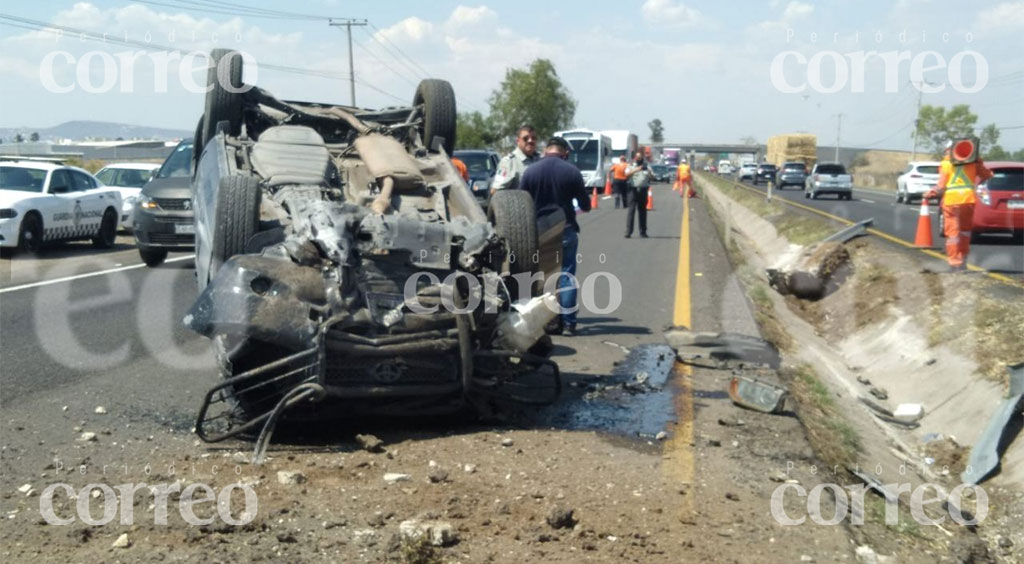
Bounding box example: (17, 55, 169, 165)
(944, 140, 953, 149)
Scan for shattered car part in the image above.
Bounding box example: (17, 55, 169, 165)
(185, 49, 565, 443)
(766, 241, 850, 301)
(728, 376, 789, 414)
(664, 328, 781, 369)
(858, 396, 922, 429)
(961, 363, 1024, 485)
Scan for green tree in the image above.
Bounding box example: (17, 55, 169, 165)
(914, 104, 998, 157)
(978, 123, 1000, 155)
(985, 145, 1010, 160)
(488, 59, 576, 142)
(455, 111, 500, 150)
(648, 118, 664, 143)
(29, 132, 39, 142)
(14, 133, 24, 143)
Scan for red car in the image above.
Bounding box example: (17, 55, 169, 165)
(972, 161, 1024, 242)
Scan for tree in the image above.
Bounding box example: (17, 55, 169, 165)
(455, 111, 500, 150)
(740, 136, 758, 146)
(29, 132, 39, 142)
(648, 119, 664, 143)
(488, 59, 576, 142)
(978, 123, 1000, 155)
(914, 104, 998, 157)
(14, 133, 24, 143)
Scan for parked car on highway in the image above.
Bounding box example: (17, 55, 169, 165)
(133, 139, 194, 266)
(0, 160, 122, 252)
(752, 163, 777, 185)
(452, 149, 499, 206)
(95, 162, 160, 229)
(651, 164, 673, 183)
(805, 162, 853, 200)
(185, 49, 565, 441)
(737, 163, 757, 181)
(939, 161, 1024, 243)
(895, 161, 940, 205)
(777, 161, 808, 190)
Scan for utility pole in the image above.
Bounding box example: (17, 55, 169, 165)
(834, 113, 843, 162)
(910, 80, 936, 161)
(329, 18, 368, 106)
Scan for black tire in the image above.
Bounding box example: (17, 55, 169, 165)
(139, 247, 168, 267)
(203, 49, 244, 145)
(17, 212, 43, 253)
(488, 190, 539, 298)
(896, 190, 904, 203)
(413, 79, 456, 155)
(192, 115, 204, 176)
(92, 208, 118, 249)
(210, 175, 261, 277)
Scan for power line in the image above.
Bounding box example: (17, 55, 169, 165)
(367, 21, 432, 78)
(130, 0, 323, 20)
(359, 26, 428, 82)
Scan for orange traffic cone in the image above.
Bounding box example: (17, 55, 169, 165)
(604, 179, 613, 196)
(914, 198, 933, 247)
(590, 186, 599, 210)
(646, 188, 655, 210)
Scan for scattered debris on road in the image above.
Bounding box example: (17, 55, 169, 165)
(767, 241, 850, 300)
(728, 376, 789, 414)
(664, 328, 781, 369)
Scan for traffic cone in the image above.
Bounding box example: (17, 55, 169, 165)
(604, 179, 613, 196)
(590, 186, 599, 209)
(646, 188, 655, 210)
(914, 198, 933, 247)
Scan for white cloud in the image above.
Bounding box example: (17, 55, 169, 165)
(445, 6, 498, 31)
(975, 1, 1024, 31)
(782, 1, 814, 20)
(375, 17, 435, 45)
(641, 0, 703, 29)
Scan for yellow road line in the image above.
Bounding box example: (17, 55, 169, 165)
(729, 180, 1020, 286)
(664, 193, 695, 522)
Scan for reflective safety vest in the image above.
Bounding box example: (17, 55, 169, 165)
(938, 159, 986, 206)
(677, 163, 691, 179)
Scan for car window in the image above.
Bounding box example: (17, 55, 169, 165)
(454, 153, 494, 174)
(783, 163, 804, 170)
(916, 165, 939, 175)
(70, 170, 97, 191)
(0, 166, 47, 192)
(157, 141, 194, 179)
(816, 164, 846, 174)
(987, 168, 1023, 191)
(49, 170, 72, 193)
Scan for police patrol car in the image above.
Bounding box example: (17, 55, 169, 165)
(0, 160, 123, 252)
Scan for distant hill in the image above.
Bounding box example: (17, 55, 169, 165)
(0, 121, 191, 142)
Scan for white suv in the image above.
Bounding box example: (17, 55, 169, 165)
(738, 163, 757, 181)
(0, 161, 123, 252)
(896, 161, 940, 205)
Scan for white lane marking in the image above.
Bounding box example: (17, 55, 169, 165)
(0, 255, 195, 294)
(860, 198, 875, 203)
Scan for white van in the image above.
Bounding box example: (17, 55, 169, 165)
(718, 160, 733, 174)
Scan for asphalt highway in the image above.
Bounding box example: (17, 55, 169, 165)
(734, 176, 1024, 279)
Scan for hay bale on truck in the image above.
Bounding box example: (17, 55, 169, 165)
(766, 134, 817, 168)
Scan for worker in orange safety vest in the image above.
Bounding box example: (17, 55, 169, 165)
(451, 156, 469, 183)
(924, 140, 993, 271)
(675, 161, 693, 197)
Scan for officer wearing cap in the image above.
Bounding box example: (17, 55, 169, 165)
(492, 124, 540, 194)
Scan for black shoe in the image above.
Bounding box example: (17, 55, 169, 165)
(562, 324, 578, 337)
(624, 233, 631, 238)
(544, 319, 564, 335)
(640, 233, 649, 238)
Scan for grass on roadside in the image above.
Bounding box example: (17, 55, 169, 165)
(785, 364, 862, 470)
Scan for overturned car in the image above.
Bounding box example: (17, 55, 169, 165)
(185, 50, 565, 443)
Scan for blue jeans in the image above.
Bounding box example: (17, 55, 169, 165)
(557, 227, 579, 327)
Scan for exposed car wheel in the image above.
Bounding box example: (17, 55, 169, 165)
(210, 175, 261, 278)
(488, 189, 539, 299)
(413, 79, 457, 155)
(896, 190, 904, 203)
(92, 208, 118, 249)
(139, 247, 168, 267)
(203, 48, 244, 145)
(17, 212, 43, 253)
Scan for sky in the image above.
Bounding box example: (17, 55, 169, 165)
(0, 0, 1022, 150)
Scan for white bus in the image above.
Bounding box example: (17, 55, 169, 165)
(601, 130, 638, 162)
(553, 128, 612, 191)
